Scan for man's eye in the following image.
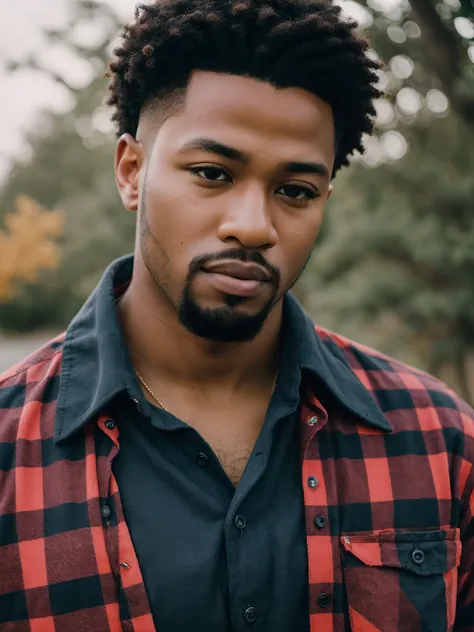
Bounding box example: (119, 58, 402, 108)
(277, 184, 318, 201)
(191, 167, 231, 182)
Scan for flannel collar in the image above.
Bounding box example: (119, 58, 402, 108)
(54, 255, 390, 443)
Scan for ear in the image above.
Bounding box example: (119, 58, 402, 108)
(115, 134, 145, 212)
(326, 184, 334, 201)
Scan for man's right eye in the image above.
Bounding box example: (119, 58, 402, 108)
(190, 166, 232, 182)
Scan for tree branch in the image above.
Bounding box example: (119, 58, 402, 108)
(409, 0, 474, 125)
(6, 58, 81, 95)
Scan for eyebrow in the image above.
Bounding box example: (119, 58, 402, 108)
(179, 137, 330, 181)
(179, 138, 249, 163)
(281, 161, 329, 181)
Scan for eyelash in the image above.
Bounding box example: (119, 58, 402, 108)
(188, 166, 320, 203)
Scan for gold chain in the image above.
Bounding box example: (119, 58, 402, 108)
(135, 369, 279, 413)
(135, 371, 169, 411)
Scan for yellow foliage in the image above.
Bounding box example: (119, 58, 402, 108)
(0, 196, 64, 301)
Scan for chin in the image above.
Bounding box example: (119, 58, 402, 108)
(178, 294, 274, 343)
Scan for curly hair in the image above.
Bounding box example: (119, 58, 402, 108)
(106, 0, 382, 175)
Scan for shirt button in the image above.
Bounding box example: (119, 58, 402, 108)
(307, 476, 319, 490)
(104, 420, 116, 430)
(243, 606, 259, 625)
(308, 415, 319, 426)
(412, 548, 425, 565)
(101, 505, 111, 519)
(234, 515, 247, 531)
(318, 592, 332, 608)
(314, 514, 327, 529)
(196, 453, 209, 467)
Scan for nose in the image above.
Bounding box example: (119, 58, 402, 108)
(217, 183, 278, 250)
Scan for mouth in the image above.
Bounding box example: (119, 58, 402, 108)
(200, 260, 272, 298)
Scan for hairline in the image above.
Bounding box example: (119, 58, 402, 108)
(136, 73, 341, 161)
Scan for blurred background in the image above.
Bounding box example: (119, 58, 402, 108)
(0, 0, 473, 404)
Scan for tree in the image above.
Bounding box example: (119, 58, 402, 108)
(0, 1, 135, 331)
(298, 0, 474, 402)
(396, 0, 474, 124)
(0, 0, 472, 401)
(0, 196, 64, 300)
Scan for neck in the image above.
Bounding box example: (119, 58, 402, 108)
(117, 261, 283, 395)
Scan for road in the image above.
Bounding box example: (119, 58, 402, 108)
(0, 335, 54, 373)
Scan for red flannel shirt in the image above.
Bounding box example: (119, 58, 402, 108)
(0, 257, 473, 631)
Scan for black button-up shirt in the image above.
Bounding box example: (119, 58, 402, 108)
(110, 296, 317, 631)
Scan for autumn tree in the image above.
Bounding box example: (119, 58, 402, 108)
(0, 0, 135, 330)
(0, 196, 64, 301)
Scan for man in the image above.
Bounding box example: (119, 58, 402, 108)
(0, 0, 473, 630)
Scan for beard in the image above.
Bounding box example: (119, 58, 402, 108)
(178, 252, 280, 343)
(139, 192, 284, 343)
(178, 294, 274, 343)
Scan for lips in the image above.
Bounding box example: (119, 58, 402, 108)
(200, 260, 273, 298)
(202, 260, 272, 282)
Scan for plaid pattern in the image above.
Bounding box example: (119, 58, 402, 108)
(1, 326, 473, 630)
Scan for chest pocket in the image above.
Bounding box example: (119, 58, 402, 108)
(341, 528, 461, 632)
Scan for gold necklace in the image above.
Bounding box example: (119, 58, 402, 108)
(135, 370, 279, 413)
(135, 371, 169, 411)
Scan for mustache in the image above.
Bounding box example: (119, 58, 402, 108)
(189, 249, 279, 283)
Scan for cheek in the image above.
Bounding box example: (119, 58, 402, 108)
(143, 167, 188, 241)
(280, 213, 323, 270)
(141, 172, 214, 282)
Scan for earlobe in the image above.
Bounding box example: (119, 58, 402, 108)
(115, 133, 143, 212)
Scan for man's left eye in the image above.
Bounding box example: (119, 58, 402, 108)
(277, 185, 318, 201)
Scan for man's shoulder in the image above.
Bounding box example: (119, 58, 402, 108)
(315, 325, 474, 432)
(0, 333, 66, 425)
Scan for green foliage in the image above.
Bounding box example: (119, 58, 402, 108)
(305, 114, 474, 356)
(301, 0, 474, 401)
(459, 0, 474, 18)
(0, 0, 472, 401)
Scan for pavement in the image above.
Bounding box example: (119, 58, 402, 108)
(0, 334, 54, 373)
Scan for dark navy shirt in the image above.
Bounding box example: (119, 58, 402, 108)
(109, 296, 319, 631)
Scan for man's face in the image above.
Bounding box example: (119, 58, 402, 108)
(117, 71, 335, 342)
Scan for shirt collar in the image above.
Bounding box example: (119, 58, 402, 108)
(283, 293, 391, 432)
(54, 255, 390, 444)
(54, 256, 141, 443)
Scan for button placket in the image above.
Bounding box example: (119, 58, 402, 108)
(196, 452, 209, 467)
(314, 514, 327, 529)
(101, 504, 111, 520)
(243, 606, 259, 625)
(307, 476, 319, 490)
(234, 515, 247, 533)
(318, 592, 332, 608)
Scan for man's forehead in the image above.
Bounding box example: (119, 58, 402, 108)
(138, 71, 336, 167)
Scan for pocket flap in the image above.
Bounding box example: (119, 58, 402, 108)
(341, 528, 461, 576)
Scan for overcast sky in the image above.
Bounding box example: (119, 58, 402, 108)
(0, 0, 140, 183)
